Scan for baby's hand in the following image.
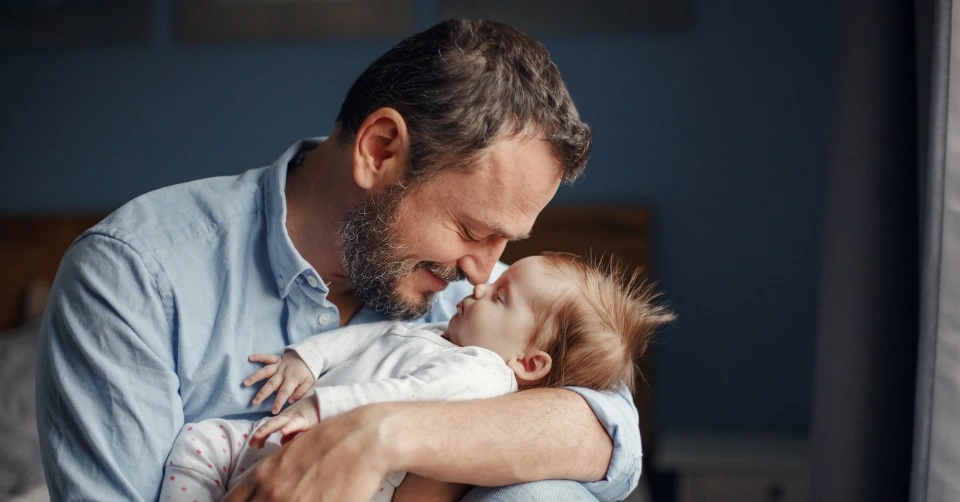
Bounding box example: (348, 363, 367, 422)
(244, 352, 315, 414)
(248, 397, 320, 448)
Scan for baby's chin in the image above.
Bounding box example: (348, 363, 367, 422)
(441, 328, 458, 345)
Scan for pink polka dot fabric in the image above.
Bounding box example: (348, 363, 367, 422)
(160, 417, 402, 501)
(159, 418, 267, 501)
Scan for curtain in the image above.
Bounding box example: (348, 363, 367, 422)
(809, 0, 920, 500)
(912, 1, 960, 501)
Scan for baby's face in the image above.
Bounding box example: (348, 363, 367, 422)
(446, 255, 571, 360)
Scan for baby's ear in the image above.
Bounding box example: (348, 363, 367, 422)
(506, 350, 552, 387)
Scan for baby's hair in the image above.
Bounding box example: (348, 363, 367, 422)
(527, 252, 675, 393)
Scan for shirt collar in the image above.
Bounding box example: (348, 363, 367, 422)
(264, 137, 328, 298)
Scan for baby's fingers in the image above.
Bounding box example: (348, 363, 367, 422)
(250, 374, 283, 406)
(278, 418, 309, 445)
(249, 417, 289, 448)
(248, 354, 281, 365)
(289, 379, 314, 404)
(271, 392, 288, 415)
(272, 379, 301, 414)
(243, 363, 279, 388)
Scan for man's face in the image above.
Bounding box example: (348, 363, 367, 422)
(340, 134, 563, 319)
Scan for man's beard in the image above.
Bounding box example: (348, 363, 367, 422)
(339, 185, 465, 320)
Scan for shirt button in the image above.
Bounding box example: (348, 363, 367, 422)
(318, 313, 332, 326)
(276, 277, 285, 289)
(307, 276, 320, 288)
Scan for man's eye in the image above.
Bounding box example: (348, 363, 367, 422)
(462, 226, 480, 242)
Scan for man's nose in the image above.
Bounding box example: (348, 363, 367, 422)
(458, 240, 508, 285)
(472, 283, 490, 299)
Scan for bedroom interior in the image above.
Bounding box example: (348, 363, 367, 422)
(2, 1, 957, 501)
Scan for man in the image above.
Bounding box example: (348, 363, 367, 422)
(36, 19, 641, 501)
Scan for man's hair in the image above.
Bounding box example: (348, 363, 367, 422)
(335, 19, 591, 187)
(528, 253, 675, 393)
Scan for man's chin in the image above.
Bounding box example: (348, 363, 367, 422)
(381, 291, 435, 320)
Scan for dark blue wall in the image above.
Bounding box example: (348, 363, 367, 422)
(0, 1, 838, 435)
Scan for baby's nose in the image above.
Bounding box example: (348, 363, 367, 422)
(472, 283, 489, 298)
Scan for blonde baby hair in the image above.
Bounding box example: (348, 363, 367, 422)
(527, 252, 675, 393)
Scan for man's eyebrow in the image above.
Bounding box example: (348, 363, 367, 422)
(490, 223, 530, 242)
(501, 227, 531, 242)
(468, 216, 530, 241)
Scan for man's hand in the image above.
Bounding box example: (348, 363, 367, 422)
(224, 390, 615, 501)
(249, 396, 321, 448)
(245, 352, 315, 414)
(393, 474, 472, 502)
(223, 404, 393, 502)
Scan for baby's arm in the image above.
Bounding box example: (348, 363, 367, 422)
(244, 320, 396, 413)
(315, 346, 517, 420)
(291, 320, 397, 377)
(248, 396, 319, 448)
(249, 347, 516, 447)
(244, 352, 315, 414)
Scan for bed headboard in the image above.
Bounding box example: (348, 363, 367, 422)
(0, 214, 106, 331)
(500, 205, 651, 272)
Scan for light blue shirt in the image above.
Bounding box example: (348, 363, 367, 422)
(35, 139, 642, 501)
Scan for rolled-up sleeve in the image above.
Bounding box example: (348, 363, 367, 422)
(564, 384, 642, 502)
(36, 231, 182, 501)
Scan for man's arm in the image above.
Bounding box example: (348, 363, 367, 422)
(224, 388, 623, 502)
(393, 474, 472, 502)
(36, 233, 182, 501)
(387, 388, 613, 483)
(394, 385, 642, 502)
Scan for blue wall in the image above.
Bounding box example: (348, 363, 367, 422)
(0, 1, 838, 435)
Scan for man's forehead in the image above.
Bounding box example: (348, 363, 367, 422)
(414, 137, 561, 238)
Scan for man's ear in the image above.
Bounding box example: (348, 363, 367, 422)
(506, 350, 553, 387)
(352, 107, 409, 190)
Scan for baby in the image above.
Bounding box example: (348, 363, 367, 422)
(160, 253, 674, 501)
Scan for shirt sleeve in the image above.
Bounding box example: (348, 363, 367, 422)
(288, 320, 396, 378)
(36, 232, 182, 502)
(563, 384, 643, 502)
(314, 347, 517, 420)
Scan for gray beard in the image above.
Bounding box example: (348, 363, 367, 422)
(339, 186, 465, 320)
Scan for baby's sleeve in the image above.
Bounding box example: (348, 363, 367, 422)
(288, 320, 397, 378)
(314, 347, 517, 420)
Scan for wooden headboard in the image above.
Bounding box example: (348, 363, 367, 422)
(500, 205, 651, 272)
(0, 214, 106, 331)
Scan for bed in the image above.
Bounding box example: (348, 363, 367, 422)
(0, 205, 658, 501)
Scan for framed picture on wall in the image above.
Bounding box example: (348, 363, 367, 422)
(440, 0, 693, 36)
(177, 0, 414, 43)
(0, 0, 151, 48)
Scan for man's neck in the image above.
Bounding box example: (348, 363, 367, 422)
(284, 137, 364, 323)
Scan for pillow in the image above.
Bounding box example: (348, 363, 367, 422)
(0, 319, 45, 498)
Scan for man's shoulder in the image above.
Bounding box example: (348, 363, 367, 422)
(87, 166, 270, 251)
